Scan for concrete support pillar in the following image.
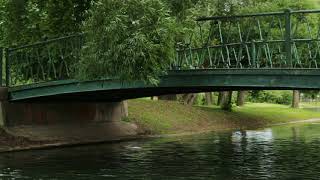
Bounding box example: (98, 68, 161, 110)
(0, 89, 128, 127)
(94, 102, 128, 122)
(0, 102, 6, 127)
(0, 89, 138, 143)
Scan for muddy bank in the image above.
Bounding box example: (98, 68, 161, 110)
(0, 121, 139, 153)
(0, 129, 56, 152)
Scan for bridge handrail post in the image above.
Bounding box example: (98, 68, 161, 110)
(251, 40, 256, 68)
(3, 48, 9, 87)
(0, 48, 2, 86)
(284, 9, 293, 68)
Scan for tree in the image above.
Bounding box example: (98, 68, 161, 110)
(292, 90, 300, 108)
(182, 93, 197, 106)
(3, 0, 92, 46)
(0, 0, 8, 46)
(237, 91, 246, 107)
(220, 91, 233, 111)
(205, 92, 213, 105)
(79, 0, 175, 84)
(301, 90, 320, 102)
(217, 92, 223, 105)
(44, 0, 92, 37)
(3, 0, 29, 46)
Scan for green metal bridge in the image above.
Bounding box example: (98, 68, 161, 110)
(4, 9, 320, 101)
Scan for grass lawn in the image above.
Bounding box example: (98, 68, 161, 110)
(300, 102, 320, 108)
(127, 99, 320, 135)
(233, 103, 320, 124)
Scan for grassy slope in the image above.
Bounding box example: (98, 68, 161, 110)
(127, 99, 320, 135)
(233, 103, 320, 123)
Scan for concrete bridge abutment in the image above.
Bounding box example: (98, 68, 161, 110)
(0, 87, 138, 143)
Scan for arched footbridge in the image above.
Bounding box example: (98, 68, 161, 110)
(4, 9, 320, 102)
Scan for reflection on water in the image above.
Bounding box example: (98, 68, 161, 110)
(1, 123, 320, 179)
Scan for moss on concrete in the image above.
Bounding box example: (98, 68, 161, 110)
(128, 100, 320, 135)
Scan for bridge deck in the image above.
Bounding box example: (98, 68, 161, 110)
(9, 69, 320, 101)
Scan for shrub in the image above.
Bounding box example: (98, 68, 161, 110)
(248, 90, 292, 105)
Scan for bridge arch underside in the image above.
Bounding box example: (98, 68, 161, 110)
(8, 69, 320, 102)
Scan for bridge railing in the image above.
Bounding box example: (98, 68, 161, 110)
(4, 10, 320, 87)
(4, 34, 84, 87)
(173, 9, 320, 70)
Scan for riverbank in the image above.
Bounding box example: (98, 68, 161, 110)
(127, 99, 320, 135)
(1, 99, 320, 153)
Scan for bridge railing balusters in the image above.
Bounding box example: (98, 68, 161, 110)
(284, 9, 293, 68)
(176, 9, 320, 70)
(5, 10, 320, 87)
(5, 34, 84, 87)
(4, 48, 9, 87)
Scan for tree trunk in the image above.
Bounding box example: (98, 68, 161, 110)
(292, 90, 300, 108)
(182, 93, 197, 106)
(220, 91, 233, 111)
(217, 92, 223, 105)
(158, 94, 177, 101)
(205, 92, 213, 106)
(236, 91, 246, 107)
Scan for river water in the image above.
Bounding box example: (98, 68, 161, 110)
(1, 123, 320, 179)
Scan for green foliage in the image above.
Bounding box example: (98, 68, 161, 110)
(193, 93, 205, 106)
(307, 0, 320, 8)
(0, 0, 6, 46)
(165, 0, 244, 48)
(238, 0, 314, 13)
(79, 0, 175, 84)
(3, 0, 92, 46)
(248, 90, 292, 105)
(301, 90, 320, 100)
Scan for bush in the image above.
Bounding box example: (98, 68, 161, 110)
(248, 90, 292, 105)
